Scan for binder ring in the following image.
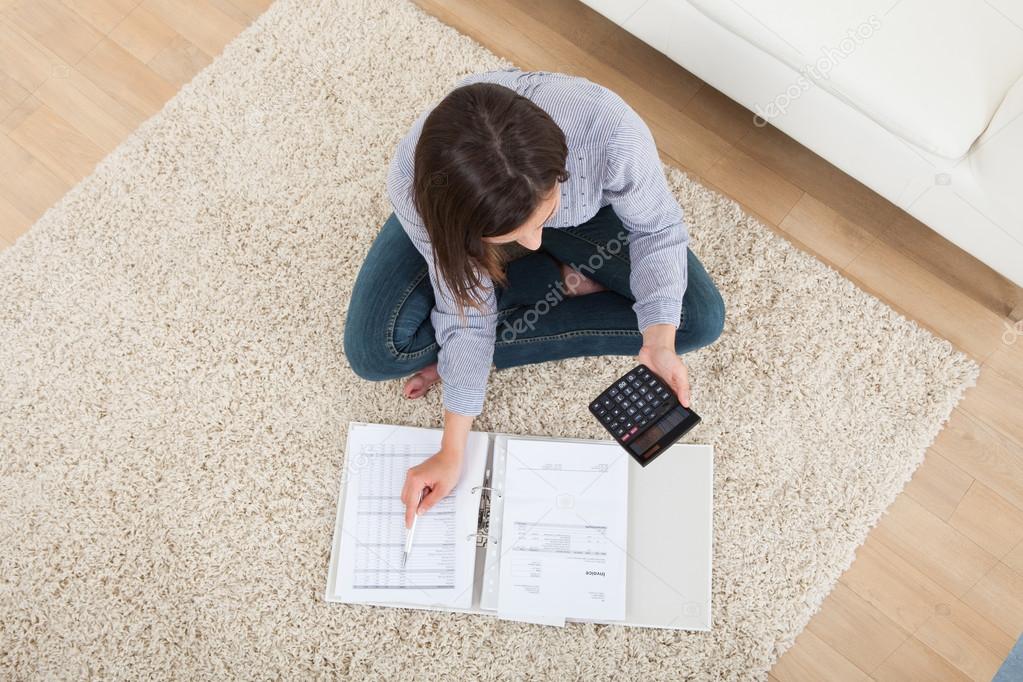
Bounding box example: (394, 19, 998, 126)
(467, 532, 499, 545)
(471, 485, 502, 498)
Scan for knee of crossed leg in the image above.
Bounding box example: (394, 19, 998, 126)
(342, 309, 395, 382)
(696, 287, 726, 348)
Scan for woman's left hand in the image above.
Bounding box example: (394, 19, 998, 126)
(637, 324, 691, 408)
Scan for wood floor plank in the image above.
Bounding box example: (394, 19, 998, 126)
(949, 482, 1023, 558)
(913, 597, 1015, 681)
(0, 133, 70, 220)
(226, 0, 273, 21)
(5, 0, 104, 66)
(33, 67, 140, 150)
(871, 495, 997, 597)
(702, 145, 803, 226)
(777, 193, 876, 272)
(108, 3, 178, 64)
(902, 451, 974, 521)
(0, 92, 39, 133)
(1004, 540, 1023, 574)
(882, 210, 1022, 320)
(841, 536, 959, 633)
(148, 34, 211, 88)
(8, 103, 105, 184)
(962, 562, 1023, 641)
(872, 636, 971, 682)
(958, 366, 1023, 447)
(0, 18, 68, 93)
(984, 339, 1023, 389)
(76, 37, 176, 120)
(0, 69, 32, 122)
(0, 193, 32, 244)
(142, 0, 245, 58)
(773, 629, 869, 682)
(932, 408, 1023, 512)
(806, 582, 910, 674)
(61, 0, 139, 34)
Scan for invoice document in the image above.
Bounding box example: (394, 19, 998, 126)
(333, 423, 488, 609)
(496, 438, 629, 623)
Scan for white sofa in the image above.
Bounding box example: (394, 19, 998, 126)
(580, 0, 1023, 292)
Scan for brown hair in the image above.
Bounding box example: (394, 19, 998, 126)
(412, 82, 569, 313)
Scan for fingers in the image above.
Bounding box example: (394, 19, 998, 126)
(417, 484, 448, 515)
(402, 471, 423, 529)
(403, 489, 417, 529)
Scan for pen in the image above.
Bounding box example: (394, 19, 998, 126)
(402, 487, 427, 568)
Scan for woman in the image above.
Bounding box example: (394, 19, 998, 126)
(344, 68, 725, 527)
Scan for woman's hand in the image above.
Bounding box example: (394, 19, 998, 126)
(638, 323, 691, 408)
(400, 409, 474, 528)
(401, 448, 463, 528)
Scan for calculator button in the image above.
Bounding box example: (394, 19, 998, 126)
(621, 431, 631, 441)
(629, 426, 638, 435)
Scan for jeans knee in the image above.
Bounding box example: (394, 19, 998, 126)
(704, 288, 725, 344)
(343, 312, 393, 381)
(678, 286, 725, 350)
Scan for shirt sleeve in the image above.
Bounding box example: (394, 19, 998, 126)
(386, 135, 497, 416)
(602, 105, 689, 331)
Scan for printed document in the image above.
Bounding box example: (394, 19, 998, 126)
(497, 438, 628, 622)
(334, 423, 487, 609)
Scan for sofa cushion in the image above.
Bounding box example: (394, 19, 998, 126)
(686, 0, 1023, 159)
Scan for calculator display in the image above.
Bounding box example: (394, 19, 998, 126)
(629, 406, 689, 455)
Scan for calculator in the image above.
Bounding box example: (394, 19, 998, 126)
(588, 364, 701, 467)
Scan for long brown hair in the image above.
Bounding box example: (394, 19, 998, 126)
(413, 82, 569, 313)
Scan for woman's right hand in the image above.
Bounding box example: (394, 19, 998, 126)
(401, 447, 463, 528)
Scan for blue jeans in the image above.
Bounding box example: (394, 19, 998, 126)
(343, 204, 725, 380)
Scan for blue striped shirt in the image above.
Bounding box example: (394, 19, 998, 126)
(386, 68, 689, 416)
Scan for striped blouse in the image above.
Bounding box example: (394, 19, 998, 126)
(385, 68, 689, 416)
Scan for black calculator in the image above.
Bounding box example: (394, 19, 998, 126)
(588, 364, 701, 467)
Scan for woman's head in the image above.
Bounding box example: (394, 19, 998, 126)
(412, 82, 569, 311)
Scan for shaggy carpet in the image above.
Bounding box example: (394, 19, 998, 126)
(0, 0, 978, 679)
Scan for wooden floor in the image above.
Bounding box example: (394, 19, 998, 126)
(1, 0, 1021, 679)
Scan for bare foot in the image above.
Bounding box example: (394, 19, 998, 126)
(403, 363, 441, 399)
(559, 262, 606, 297)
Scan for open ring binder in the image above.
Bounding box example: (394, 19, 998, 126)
(326, 422, 714, 631)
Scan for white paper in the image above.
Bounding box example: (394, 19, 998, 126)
(497, 438, 628, 622)
(334, 423, 488, 609)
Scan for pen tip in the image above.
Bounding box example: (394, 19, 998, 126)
(401, 552, 407, 568)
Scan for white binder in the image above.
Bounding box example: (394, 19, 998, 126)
(325, 423, 713, 631)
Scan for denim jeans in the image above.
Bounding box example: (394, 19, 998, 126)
(343, 204, 725, 380)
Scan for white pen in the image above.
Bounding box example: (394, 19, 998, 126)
(402, 488, 427, 568)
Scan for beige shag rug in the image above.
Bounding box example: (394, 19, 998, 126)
(0, 0, 978, 679)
